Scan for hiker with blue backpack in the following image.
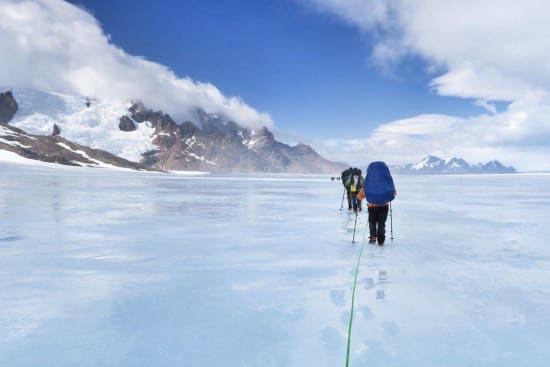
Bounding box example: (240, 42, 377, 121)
(357, 162, 396, 246)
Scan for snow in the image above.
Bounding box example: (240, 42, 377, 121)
(412, 156, 442, 170)
(0, 150, 63, 167)
(0, 166, 549, 366)
(7, 88, 156, 162)
(0, 147, 138, 172)
(0, 137, 31, 149)
(0, 125, 19, 137)
(245, 138, 257, 148)
(183, 136, 197, 148)
(188, 152, 215, 165)
(0, 126, 32, 148)
(56, 141, 107, 167)
(168, 170, 210, 175)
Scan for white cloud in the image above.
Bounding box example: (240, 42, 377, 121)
(304, 0, 550, 170)
(0, 0, 272, 128)
(316, 91, 550, 171)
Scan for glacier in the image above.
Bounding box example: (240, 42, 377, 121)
(0, 163, 549, 366)
(6, 88, 155, 162)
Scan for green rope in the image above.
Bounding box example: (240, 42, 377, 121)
(345, 232, 367, 366)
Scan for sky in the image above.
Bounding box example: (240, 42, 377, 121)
(1, 0, 550, 170)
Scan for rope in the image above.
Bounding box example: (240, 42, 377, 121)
(345, 230, 367, 366)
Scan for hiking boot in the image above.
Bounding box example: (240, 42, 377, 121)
(378, 240, 385, 246)
(369, 236, 377, 244)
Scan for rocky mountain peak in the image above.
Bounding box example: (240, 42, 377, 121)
(128, 102, 177, 133)
(294, 142, 311, 149)
(247, 126, 275, 147)
(293, 143, 316, 154)
(251, 126, 272, 137)
(475, 160, 515, 173)
(136, 105, 345, 173)
(412, 155, 443, 170)
(195, 109, 245, 138)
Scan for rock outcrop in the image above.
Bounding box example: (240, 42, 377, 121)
(0, 91, 18, 124)
(52, 123, 61, 136)
(119, 116, 137, 132)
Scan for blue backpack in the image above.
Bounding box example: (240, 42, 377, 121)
(363, 161, 395, 205)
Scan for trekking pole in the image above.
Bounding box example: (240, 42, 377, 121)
(390, 202, 394, 241)
(340, 188, 345, 210)
(352, 209, 359, 243)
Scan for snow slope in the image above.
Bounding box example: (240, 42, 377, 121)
(0, 167, 549, 366)
(7, 88, 155, 162)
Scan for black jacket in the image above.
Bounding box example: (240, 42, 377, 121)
(341, 168, 353, 187)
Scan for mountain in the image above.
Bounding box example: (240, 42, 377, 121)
(124, 103, 347, 173)
(392, 155, 516, 174)
(475, 160, 517, 174)
(2, 88, 346, 173)
(0, 124, 158, 170)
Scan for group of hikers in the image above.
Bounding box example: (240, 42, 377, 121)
(340, 162, 396, 246)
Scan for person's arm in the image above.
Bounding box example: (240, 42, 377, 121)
(357, 188, 365, 201)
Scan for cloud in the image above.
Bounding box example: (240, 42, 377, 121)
(0, 0, 272, 128)
(303, 0, 550, 170)
(316, 91, 550, 171)
(304, 0, 550, 99)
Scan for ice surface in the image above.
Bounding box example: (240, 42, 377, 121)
(0, 163, 549, 366)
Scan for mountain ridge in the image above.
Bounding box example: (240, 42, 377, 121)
(392, 155, 516, 174)
(0, 124, 158, 171)
(1, 88, 346, 173)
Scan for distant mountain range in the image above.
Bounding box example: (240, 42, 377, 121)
(0, 88, 346, 173)
(391, 155, 516, 174)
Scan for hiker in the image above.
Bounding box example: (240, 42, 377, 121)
(345, 167, 363, 212)
(341, 167, 353, 210)
(357, 162, 396, 246)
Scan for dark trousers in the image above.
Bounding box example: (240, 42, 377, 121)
(352, 195, 362, 211)
(368, 205, 389, 243)
(346, 188, 352, 209)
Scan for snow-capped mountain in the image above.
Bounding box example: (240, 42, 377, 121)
(474, 160, 517, 173)
(138, 105, 346, 173)
(393, 155, 516, 174)
(5, 88, 156, 162)
(411, 155, 445, 171)
(1, 88, 346, 173)
(0, 124, 156, 170)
